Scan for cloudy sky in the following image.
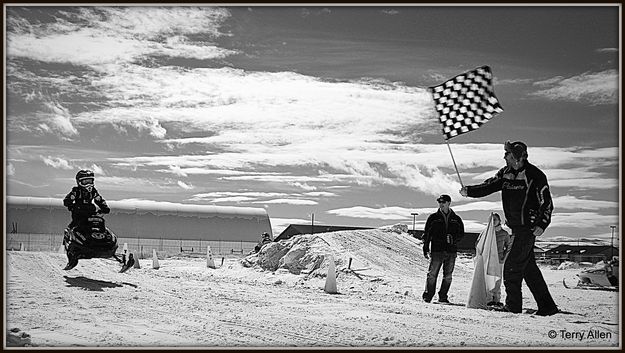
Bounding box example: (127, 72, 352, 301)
(4, 5, 620, 242)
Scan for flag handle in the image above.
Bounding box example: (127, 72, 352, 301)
(445, 141, 464, 187)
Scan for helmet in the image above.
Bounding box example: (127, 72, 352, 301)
(262, 232, 270, 239)
(76, 170, 95, 189)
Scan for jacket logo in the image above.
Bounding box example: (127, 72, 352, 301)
(503, 181, 525, 190)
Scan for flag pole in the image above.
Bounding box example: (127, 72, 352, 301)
(445, 140, 464, 187)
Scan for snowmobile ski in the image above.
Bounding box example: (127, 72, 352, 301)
(562, 278, 618, 292)
(63, 259, 79, 271)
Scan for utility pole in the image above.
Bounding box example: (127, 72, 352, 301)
(610, 225, 616, 260)
(411, 212, 419, 235)
(311, 213, 315, 235)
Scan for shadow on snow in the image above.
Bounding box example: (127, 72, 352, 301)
(63, 276, 137, 291)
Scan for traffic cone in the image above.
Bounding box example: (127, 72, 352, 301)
(207, 246, 216, 269)
(133, 252, 141, 269)
(324, 256, 338, 294)
(152, 249, 160, 269)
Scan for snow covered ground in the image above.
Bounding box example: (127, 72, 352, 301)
(4, 227, 620, 348)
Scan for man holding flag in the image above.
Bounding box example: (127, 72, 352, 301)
(460, 141, 559, 316)
(430, 65, 558, 315)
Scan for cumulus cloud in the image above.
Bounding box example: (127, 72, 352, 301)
(304, 191, 337, 197)
(549, 178, 618, 190)
(189, 191, 291, 203)
(327, 206, 422, 220)
(550, 212, 619, 229)
(110, 198, 264, 212)
(41, 102, 78, 139)
(210, 196, 257, 203)
(188, 191, 343, 206)
(551, 195, 617, 210)
(90, 164, 105, 175)
(42, 156, 74, 170)
(168, 165, 188, 177)
(324, 205, 498, 232)
(326, 194, 618, 230)
(289, 182, 317, 191)
(7, 7, 235, 66)
(452, 201, 503, 212)
(530, 70, 618, 105)
(108, 143, 617, 203)
(177, 181, 194, 190)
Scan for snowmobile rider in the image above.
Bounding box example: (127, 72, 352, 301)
(63, 169, 110, 229)
(460, 140, 559, 316)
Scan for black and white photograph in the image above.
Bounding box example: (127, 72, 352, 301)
(4, 4, 621, 348)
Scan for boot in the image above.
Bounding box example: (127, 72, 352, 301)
(63, 251, 79, 270)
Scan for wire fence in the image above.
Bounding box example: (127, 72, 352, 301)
(5, 233, 257, 258)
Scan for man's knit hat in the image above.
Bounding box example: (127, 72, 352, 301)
(504, 140, 528, 159)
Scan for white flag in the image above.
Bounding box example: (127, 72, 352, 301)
(466, 213, 503, 309)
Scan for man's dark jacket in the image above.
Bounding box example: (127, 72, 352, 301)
(63, 186, 110, 227)
(465, 161, 553, 231)
(423, 209, 465, 253)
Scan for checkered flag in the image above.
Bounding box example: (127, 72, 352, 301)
(429, 66, 504, 140)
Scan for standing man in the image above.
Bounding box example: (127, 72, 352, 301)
(422, 194, 465, 303)
(460, 140, 559, 316)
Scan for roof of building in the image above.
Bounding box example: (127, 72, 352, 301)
(545, 244, 618, 255)
(275, 224, 374, 241)
(7, 196, 268, 217)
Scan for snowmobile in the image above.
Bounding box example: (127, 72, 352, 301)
(63, 213, 134, 273)
(562, 259, 619, 292)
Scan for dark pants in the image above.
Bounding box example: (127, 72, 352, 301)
(423, 251, 456, 301)
(504, 227, 557, 313)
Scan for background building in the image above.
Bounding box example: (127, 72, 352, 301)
(6, 196, 272, 256)
(544, 245, 619, 264)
